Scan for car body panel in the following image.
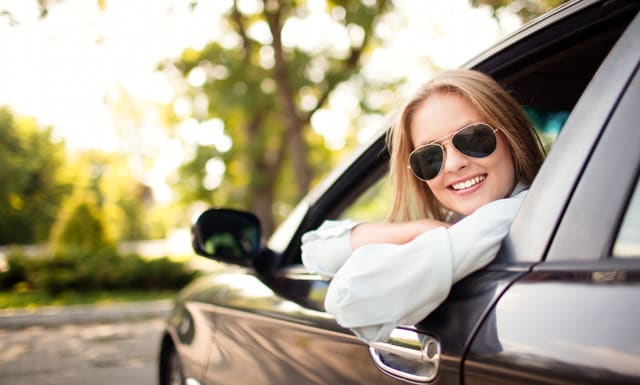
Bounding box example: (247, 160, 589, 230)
(465, 266, 640, 384)
(465, 38, 640, 385)
(412, 269, 528, 384)
(171, 269, 408, 385)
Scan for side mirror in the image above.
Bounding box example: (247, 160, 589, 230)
(191, 208, 261, 266)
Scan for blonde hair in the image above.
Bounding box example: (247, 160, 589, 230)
(386, 69, 545, 222)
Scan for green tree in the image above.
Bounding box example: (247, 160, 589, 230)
(50, 192, 114, 257)
(163, 0, 394, 236)
(65, 150, 159, 242)
(0, 107, 71, 245)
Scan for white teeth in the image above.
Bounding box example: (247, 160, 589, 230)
(452, 175, 485, 190)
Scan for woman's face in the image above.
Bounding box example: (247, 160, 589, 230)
(410, 91, 516, 216)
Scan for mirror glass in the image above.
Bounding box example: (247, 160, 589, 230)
(192, 209, 261, 263)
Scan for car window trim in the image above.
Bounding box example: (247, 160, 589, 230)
(545, 62, 640, 261)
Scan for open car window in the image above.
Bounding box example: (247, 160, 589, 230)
(335, 108, 570, 225)
(328, 6, 636, 228)
(338, 175, 392, 223)
(286, 3, 639, 267)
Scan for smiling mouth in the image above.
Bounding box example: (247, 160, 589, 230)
(450, 175, 486, 191)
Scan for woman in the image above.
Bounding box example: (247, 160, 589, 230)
(301, 69, 546, 342)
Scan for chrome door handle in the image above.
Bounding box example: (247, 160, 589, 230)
(369, 328, 441, 383)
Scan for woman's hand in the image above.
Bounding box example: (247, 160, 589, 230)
(350, 219, 450, 251)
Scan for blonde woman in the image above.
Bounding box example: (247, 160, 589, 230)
(302, 69, 545, 342)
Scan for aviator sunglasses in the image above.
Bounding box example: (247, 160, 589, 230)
(408, 123, 499, 181)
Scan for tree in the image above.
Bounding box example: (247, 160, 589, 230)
(163, 0, 394, 236)
(0, 107, 72, 245)
(50, 192, 114, 257)
(64, 149, 160, 242)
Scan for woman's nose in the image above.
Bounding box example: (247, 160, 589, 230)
(442, 143, 470, 174)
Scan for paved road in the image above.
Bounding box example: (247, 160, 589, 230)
(0, 306, 169, 385)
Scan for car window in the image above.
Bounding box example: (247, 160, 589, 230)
(612, 176, 640, 257)
(337, 173, 392, 223)
(524, 107, 570, 153)
(329, 104, 573, 227)
(334, 111, 567, 225)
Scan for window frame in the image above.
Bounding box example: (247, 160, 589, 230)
(545, 60, 640, 262)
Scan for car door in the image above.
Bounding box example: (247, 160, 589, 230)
(464, 13, 640, 385)
(200, 137, 408, 385)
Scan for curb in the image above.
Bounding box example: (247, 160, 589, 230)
(0, 299, 174, 329)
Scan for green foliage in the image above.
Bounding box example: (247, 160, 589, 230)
(60, 149, 163, 242)
(0, 247, 30, 290)
(0, 250, 198, 295)
(50, 192, 114, 257)
(0, 290, 174, 309)
(164, 0, 395, 235)
(0, 106, 158, 246)
(0, 107, 72, 245)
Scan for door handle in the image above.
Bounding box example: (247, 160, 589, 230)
(369, 328, 441, 383)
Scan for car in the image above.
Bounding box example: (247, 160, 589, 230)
(158, 1, 640, 384)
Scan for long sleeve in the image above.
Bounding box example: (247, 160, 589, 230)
(324, 191, 527, 342)
(301, 219, 359, 277)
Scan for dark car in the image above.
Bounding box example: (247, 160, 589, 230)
(158, 1, 640, 384)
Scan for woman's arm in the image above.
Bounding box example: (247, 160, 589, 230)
(350, 219, 450, 250)
(301, 219, 449, 277)
(325, 191, 528, 343)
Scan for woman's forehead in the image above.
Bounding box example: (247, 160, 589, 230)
(410, 93, 482, 146)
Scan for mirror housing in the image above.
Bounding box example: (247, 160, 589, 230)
(191, 208, 262, 266)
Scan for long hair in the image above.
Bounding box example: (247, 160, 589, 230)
(386, 69, 545, 222)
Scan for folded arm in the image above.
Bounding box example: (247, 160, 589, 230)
(302, 191, 527, 342)
(301, 218, 448, 277)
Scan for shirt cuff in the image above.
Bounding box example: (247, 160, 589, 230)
(301, 219, 359, 277)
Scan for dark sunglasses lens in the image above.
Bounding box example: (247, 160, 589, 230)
(410, 145, 443, 180)
(452, 124, 497, 158)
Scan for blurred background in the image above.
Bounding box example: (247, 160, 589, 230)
(0, 0, 563, 309)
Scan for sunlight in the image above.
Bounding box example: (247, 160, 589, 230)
(259, 46, 275, 69)
(237, 0, 263, 15)
(281, 12, 349, 55)
(0, 0, 524, 201)
(147, 138, 185, 202)
(204, 158, 226, 191)
(188, 67, 207, 88)
(248, 20, 272, 45)
(311, 109, 349, 150)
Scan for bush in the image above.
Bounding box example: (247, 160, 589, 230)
(50, 193, 114, 257)
(0, 248, 30, 289)
(0, 250, 198, 295)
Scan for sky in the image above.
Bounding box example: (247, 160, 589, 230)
(0, 0, 521, 200)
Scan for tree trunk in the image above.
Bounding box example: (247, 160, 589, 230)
(265, 3, 312, 199)
(251, 180, 275, 237)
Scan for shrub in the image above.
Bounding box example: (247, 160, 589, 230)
(50, 193, 114, 257)
(0, 250, 198, 295)
(0, 249, 30, 290)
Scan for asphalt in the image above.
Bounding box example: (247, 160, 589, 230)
(0, 299, 174, 329)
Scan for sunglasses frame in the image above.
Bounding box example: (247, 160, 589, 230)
(408, 123, 499, 181)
